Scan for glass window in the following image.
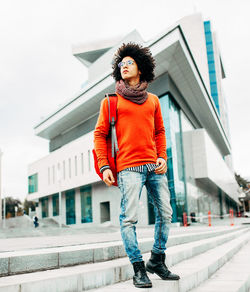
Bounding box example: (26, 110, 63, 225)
(206, 43, 214, 52)
(207, 53, 214, 62)
(80, 186, 93, 223)
(159, 93, 187, 223)
(204, 20, 220, 116)
(209, 72, 217, 83)
(28, 173, 38, 193)
(65, 189, 75, 224)
(41, 197, 49, 218)
(52, 193, 59, 216)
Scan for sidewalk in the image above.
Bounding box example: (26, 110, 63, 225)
(0, 217, 249, 252)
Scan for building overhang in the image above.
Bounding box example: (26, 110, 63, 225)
(72, 36, 122, 67)
(34, 25, 231, 155)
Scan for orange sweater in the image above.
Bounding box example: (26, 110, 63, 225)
(93, 92, 167, 173)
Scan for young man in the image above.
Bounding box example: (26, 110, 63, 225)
(94, 42, 180, 288)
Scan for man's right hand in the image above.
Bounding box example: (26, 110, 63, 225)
(103, 169, 115, 187)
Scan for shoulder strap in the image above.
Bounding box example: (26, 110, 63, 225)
(106, 94, 118, 124)
(106, 94, 119, 158)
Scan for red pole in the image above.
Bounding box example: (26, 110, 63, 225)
(208, 211, 212, 227)
(183, 212, 187, 227)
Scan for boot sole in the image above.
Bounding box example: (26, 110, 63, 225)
(134, 283, 153, 288)
(146, 267, 180, 281)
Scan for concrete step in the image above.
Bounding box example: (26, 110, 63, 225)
(190, 238, 250, 292)
(0, 226, 245, 276)
(0, 227, 249, 292)
(91, 228, 250, 292)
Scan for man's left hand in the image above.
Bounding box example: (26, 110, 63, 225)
(155, 158, 167, 174)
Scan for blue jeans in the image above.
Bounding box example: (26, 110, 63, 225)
(117, 165, 173, 263)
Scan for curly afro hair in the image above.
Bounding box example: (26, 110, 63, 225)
(112, 42, 156, 83)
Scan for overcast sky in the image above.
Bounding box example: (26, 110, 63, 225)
(1, 0, 250, 202)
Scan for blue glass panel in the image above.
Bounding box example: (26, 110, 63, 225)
(80, 186, 93, 223)
(65, 189, 76, 224)
(209, 73, 217, 83)
(207, 53, 215, 62)
(28, 173, 38, 193)
(204, 20, 220, 116)
(206, 44, 214, 52)
(52, 193, 59, 216)
(41, 197, 48, 218)
(158, 93, 187, 223)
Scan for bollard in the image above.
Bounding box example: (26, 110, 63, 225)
(208, 211, 212, 227)
(183, 212, 187, 227)
(230, 209, 234, 226)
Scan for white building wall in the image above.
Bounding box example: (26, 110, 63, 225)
(182, 128, 238, 203)
(212, 32, 231, 145)
(178, 13, 211, 95)
(27, 130, 100, 201)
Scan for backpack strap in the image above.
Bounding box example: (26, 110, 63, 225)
(106, 94, 119, 158)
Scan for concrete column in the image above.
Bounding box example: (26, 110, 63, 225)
(59, 191, 62, 228)
(61, 192, 66, 225)
(48, 196, 53, 218)
(75, 188, 81, 225)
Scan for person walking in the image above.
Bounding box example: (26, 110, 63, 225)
(94, 42, 180, 288)
(33, 214, 39, 228)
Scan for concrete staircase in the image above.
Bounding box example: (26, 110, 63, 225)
(0, 226, 249, 292)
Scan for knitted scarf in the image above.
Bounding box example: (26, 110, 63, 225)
(115, 79, 148, 104)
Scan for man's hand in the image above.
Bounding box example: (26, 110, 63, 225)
(155, 158, 167, 174)
(103, 169, 115, 186)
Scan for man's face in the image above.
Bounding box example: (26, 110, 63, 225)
(120, 56, 141, 82)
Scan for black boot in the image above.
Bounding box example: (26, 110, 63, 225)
(132, 261, 152, 288)
(146, 251, 180, 280)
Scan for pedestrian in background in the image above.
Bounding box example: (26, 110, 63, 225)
(33, 214, 39, 228)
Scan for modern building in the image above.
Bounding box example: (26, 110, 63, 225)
(27, 13, 240, 226)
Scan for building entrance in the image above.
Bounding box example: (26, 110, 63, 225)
(100, 201, 110, 223)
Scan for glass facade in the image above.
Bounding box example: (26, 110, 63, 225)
(28, 173, 38, 193)
(65, 189, 76, 224)
(157, 93, 187, 223)
(204, 21, 220, 116)
(41, 197, 49, 218)
(80, 186, 93, 223)
(52, 193, 59, 216)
